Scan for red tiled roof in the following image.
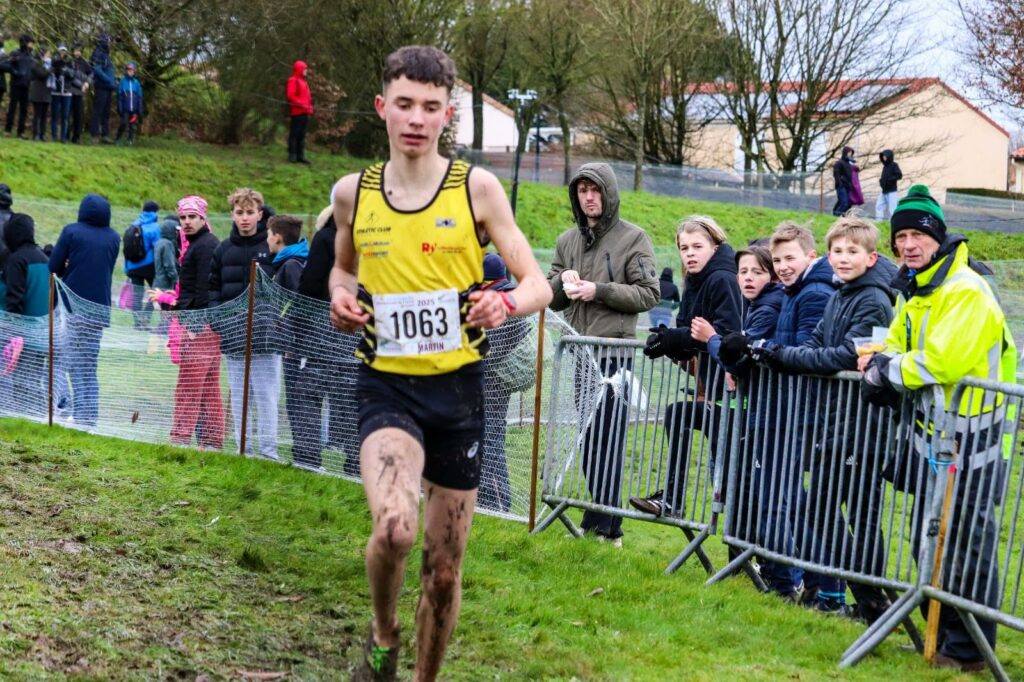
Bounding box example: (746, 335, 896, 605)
(692, 77, 1009, 138)
(1012, 147, 1024, 160)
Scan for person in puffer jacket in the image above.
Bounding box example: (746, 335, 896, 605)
(209, 187, 277, 460)
(760, 216, 896, 621)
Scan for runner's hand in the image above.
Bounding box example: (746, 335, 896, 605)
(330, 287, 368, 332)
(560, 270, 581, 285)
(467, 289, 508, 329)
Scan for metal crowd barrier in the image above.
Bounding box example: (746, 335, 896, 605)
(532, 337, 732, 576)
(895, 377, 1024, 681)
(533, 341, 1024, 669)
(707, 367, 950, 657)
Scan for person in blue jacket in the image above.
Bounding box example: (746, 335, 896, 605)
(49, 193, 120, 427)
(115, 62, 142, 145)
(124, 200, 161, 329)
(88, 35, 116, 143)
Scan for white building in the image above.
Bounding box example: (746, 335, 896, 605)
(450, 80, 519, 152)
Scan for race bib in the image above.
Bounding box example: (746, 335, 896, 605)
(373, 289, 462, 356)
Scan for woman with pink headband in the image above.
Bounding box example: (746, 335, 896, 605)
(164, 195, 225, 449)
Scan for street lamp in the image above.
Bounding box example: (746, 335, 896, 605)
(507, 88, 537, 216)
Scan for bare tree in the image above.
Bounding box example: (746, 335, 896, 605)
(455, 0, 519, 151)
(586, 0, 710, 190)
(515, 0, 589, 184)
(957, 0, 1024, 114)
(717, 0, 926, 175)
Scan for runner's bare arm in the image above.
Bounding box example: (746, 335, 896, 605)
(467, 168, 552, 327)
(329, 173, 369, 332)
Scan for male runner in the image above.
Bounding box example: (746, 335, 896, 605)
(328, 46, 551, 681)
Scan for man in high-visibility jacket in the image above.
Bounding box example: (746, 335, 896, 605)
(859, 185, 1016, 672)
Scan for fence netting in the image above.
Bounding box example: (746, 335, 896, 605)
(0, 275, 576, 522)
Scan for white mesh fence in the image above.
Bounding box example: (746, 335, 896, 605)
(3, 275, 577, 522)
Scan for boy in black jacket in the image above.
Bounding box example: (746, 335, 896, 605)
(268, 214, 322, 471)
(294, 206, 359, 474)
(756, 215, 896, 621)
(2, 213, 49, 416)
(210, 187, 278, 460)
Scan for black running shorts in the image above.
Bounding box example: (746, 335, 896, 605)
(356, 362, 485, 490)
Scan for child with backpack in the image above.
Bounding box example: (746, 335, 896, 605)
(123, 200, 161, 330)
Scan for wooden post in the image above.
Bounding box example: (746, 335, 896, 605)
(48, 273, 55, 427)
(528, 308, 547, 531)
(924, 461, 959, 662)
(239, 260, 258, 456)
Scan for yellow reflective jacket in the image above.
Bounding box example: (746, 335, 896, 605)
(885, 242, 1016, 418)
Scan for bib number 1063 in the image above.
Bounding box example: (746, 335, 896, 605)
(388, 307, 449, 340)
(373, 289, 463, 356)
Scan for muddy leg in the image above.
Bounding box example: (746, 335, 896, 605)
(361, 427, 424, 648)
(415, 482, 477, 681)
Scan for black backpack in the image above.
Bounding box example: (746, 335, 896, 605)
(123, 223, 146, 262)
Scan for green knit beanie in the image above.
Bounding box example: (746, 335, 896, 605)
(890, 184, 946, 251)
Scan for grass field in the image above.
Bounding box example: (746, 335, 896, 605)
(3, 135, 1024, 265)
(3, 418, 1014, 680)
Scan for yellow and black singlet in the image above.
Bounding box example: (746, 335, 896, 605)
(352, 159, 488, 376)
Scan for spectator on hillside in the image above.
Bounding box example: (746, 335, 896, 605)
(115, 62, 142, 145)
(849, 150, 864, 208)
(3, 213, 50, 417)
(285, 60, 313, 164)
(267, 214, 320, 471)
(168, 195, 224, 450)
(296, 205, 359, 474)
(123, 200, 162, 330)
(875, 149, 903, 221)
(649, 266, 680, 328)
(549, 162, 660, 547)
(50, 45, 72, 143)
(4, 34, 34, 139)
(66, 43, 92, 144)
(0, 41, 9, 115)
(832, 146, 854, 216)
(28, 47, 51, 141)
(48, 193, 121, 427)
(152, 216, 180, 292)
(89, 34, 116, 144)
(209, 188, 277, 460)
(860, 185, 1016, 672)
(754, 216, 896, 623)
(630, 216, 742, 520)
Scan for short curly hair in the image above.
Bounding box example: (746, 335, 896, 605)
(382, 46, 456, 93)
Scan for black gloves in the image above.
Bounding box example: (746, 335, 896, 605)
(748, 339, 785, 370)
(718, 332, 750, 365)
(861, 354, 901, 410)
(643, 325, 696, 361)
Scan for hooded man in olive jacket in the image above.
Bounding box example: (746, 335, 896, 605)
(548, 162, 659, 545)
